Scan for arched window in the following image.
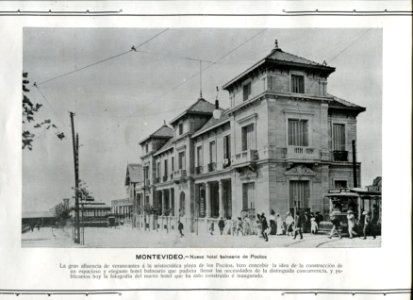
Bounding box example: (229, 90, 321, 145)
(179, 192, 185, 216)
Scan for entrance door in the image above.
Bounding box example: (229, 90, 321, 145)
(289, 180, 310, 214)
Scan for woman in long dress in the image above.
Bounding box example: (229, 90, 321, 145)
(276, 214, 284, 235)
(285, 213, 294, 236)
(269, 209, 277, 235)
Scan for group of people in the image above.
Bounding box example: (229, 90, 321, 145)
(176, 205, 380, 241)
(204, 210, 325, 242)
(329, 209, 378, 240)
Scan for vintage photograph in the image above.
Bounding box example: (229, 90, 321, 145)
(22, 28, 382, 248)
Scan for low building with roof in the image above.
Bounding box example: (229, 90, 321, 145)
(132, 40, 366, 235)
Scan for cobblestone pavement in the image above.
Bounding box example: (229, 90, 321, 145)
(22, 225, 381, 248)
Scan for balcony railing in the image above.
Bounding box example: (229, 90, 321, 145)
(286, 147, 319, 160)
(144, 179, 151, 187)
(233, 149, 258, 166)
(332, 150, 348, 162)
(173, 169, 187, 181)
(208, 162, 217, 172)
(195, 166, 203, 175)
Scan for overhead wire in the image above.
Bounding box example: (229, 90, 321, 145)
(120, 29, 268, 120)
(36, 28, 170, 86)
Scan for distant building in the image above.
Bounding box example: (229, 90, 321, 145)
(133, 40, 366, 234)
(367, 176, 382, 192)
(22, 211, 56, 231)
(111, 198, 133, 219)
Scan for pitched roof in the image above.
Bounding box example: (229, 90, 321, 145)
(192, 109, 230, 138)
(22, 211, 54, 219)
(170, 98, 215, 125)
(153, 137, 174, 156)
(327, 94, 366, 113)
(139, 124, 174, 145)
(125, 163, 143, 185)
(222, 46, 335, 90)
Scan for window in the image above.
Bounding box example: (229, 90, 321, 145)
(156, 162, 161, 178)
(178, 151, 185, 170)
(178, 123, 184, 135)
(223, 135, 231, 160)
(242, 183, 255, 211)
(209, 141, 216, 163)
(291, 75, 304, 93)
(333, 123, 346, 151)
(335, 180, 347, 189)
(145, 143, 149, 153)
(288, 119, 308, 146)
(241, 124, 255, 151)
(196, 146, 203, 167)
(171, 157, 174, 172)
(164, 160, 168, 179)
(198, 185, 206, 218)
(243, 82, 251, 101)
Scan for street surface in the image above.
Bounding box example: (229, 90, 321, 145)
(22, 224, 381, 248)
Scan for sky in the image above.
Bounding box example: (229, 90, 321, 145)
(22, 28, 382, 213)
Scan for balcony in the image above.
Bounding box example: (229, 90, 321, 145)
(195, 166, 203, 175)
(144, 179, 151, 188)
(286, 147, 319, 161)
(163, 175, 168, 182)
(233, 149, 258, 167)
(173, 169, 187, 182)
(332, 150, 349, 162)
(154, 177, 160, 184)
(208, 162, 217, 172)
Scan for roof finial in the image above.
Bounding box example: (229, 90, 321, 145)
(163, 120, 166, 125)
(322, 60, 328, 66)
(274, 39, 280, 50)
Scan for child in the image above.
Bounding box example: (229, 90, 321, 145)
(310, 214, 318, 234)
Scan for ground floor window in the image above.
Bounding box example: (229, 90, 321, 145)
(210, 183, 219, 218)
(179, 192, 185, 216)
(198, 185, 206, 218)
(289, 180, 310, 211)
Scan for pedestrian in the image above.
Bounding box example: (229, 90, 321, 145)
(224, 217, 232, 235)
(329, 212, 342, 239)
(178, 219, 184, 237)
(310, 214, 318, 235)
(242, 215, 251, 235)
(260, 213, 269, 242)
(269, 209, 276, 235)
(237, 217, 244, 236)
(209, 221, 215, 235)
(285, 212, 294, 236)
(36, 222, 41, 231)
(363, 211, 376, 239)
(232, 218, 238, 236)
(347, 210, 358, 238)
(218, 217, 225, 235)
(293, 212, 303, 240)
(255, 214, 262, 236)
(276, 214, 284, 235)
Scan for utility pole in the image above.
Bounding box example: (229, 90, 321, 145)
(352, 140, 358, 188)
(70, 112, 80, 244)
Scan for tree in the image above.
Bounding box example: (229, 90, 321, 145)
(53, 202, 71, 223)
(22, 72, 65, 150)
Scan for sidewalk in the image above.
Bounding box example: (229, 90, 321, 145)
(22, 225, 381, 248)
